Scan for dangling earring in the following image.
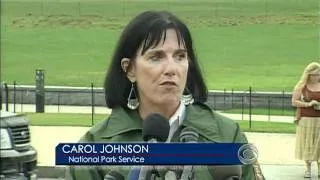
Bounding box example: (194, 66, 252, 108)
(180, 88, 194, 105)
(127, 82, 139, 110)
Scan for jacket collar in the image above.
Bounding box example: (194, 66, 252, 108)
(100, 103, 222, 143)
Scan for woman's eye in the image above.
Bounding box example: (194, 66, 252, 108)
(177, 54, 186, 60)
(149, 56, 160, 61)
(149, 54, 163, 61)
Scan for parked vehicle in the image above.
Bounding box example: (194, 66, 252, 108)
(0, 111, 37, 179)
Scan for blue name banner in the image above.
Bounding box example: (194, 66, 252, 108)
(55, 143, 258, 165)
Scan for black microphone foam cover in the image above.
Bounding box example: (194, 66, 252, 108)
(142, 113, 170, 142)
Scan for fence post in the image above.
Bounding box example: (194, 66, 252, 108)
(4, 83, 8, 111)
(35, 69, 45, 113)
(282, 90, 285, 115)
(213, 94, 216, 111)
(231, 88, 234, 109)
(21, 89, 24, 112)
(0, 82, 2, 111)
(241, 95, 244, 120)
(268, 96, 271, 121)
(249, 86, 252, 129)
(58, 92, 60, 113)
(91, 83, 94, 126)
(13, 81, 16, 113)
(223, 89, 226, 111)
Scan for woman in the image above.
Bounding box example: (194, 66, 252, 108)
(65, 11, 263, 180)
(292, 62, 320, 178)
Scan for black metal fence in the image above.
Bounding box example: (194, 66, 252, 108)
(1, 81, 296, 127)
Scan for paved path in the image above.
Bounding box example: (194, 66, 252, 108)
(261, 165, 319, 180)
(218, 112, 294, 123)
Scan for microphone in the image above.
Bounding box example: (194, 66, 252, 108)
(127, 166, 141, 180)
(142, 113, 170, 142)
(142, 113, 170, 180)
(178, 127, 199, 180)
(104, 170, 125, 180)
(128, 113, 170, 180)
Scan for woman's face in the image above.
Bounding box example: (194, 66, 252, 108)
(130, 29, 189, 106)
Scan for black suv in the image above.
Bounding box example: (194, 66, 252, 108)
(0, 111, 37, 179)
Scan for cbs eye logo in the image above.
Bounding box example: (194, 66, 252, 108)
(238, 144, 258, 165)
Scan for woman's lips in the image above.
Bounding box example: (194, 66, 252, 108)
(160, 81, 177, 86)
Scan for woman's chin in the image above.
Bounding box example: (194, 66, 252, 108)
(156, 96, 180, 105)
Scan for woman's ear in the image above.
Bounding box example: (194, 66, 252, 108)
(121, 58, 135, 82)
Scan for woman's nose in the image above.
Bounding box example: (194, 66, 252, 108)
(163, 57, 178, 76)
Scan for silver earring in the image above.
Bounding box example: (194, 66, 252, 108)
(127, 82, 139, 109)
(180, 88, 194, 105)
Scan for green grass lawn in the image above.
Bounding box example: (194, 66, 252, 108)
(237, 120, 295, 134)
(1, 0, 318, 91)
(26, 112, 107, 126)
(25, 112, 296, 133)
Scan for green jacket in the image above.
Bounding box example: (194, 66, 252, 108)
(65, 103, 263, 180)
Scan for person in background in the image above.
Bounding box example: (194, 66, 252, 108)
(65, 10, 264, 180)
(292, 61, 320, 178)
